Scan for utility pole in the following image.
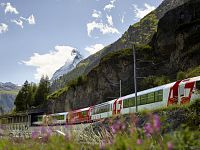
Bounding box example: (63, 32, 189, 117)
(133, 44, 138, 112)
(120, 80, 121, 97)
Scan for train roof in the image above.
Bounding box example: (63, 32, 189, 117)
(50, 112, 68, 116)
(68, 107, 90, 113)
(120, 76, 200, 100)
(181, 76, 200, 83)
(119, 81, 175, 100)
(92, 99, 116, 108)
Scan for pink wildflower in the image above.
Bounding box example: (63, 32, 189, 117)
(99, 140, 106, 150)
(167, 141, 173, 150)
(111, 126, 116, 134)
(144, 123, 154, 137)
(65, 133, 71, 141)
(0, 128, 4, 136)
(31, 131, 39, 139)
(41, 126, 47, 134)
(137, 139, 142, 145)
(122, 124, 126, 130)
(153, 114, 161, 132)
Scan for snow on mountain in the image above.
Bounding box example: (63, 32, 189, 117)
(51, 49, 83, 81)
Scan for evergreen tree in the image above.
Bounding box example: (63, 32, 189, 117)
(0, 106, 4, 115)
(34, 75, 50, 106)
(14, 80, 30, 111)
(26, 82, 37, 109)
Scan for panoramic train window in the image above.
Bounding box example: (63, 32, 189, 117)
(81, 111, 87, 117)
(37, 116, 43, 122)
(123, 97, 135, 108)
(140, 94, 147, 105)
(148, 92, 155, 103)
(93, 104, 110, 114)
(155, 90, 163, 102)
(53, 115, 65, 120)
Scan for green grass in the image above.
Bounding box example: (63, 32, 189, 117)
(175, 66, 200, 80)
(0, 90, 19, 95)
(186, 65, 200, 77)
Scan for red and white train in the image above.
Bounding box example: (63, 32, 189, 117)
(32, 76, 200, 125)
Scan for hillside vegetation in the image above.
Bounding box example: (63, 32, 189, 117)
(0, 90, 19, 95)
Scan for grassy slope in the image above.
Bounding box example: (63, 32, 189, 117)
(0, 90, 18, 95)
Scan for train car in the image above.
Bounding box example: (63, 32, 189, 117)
(91, 100, 115, 121)
(66, 107, 91, 124)
(31, 115, 43, 126)
(120, 83, 171, 114)
(50, 112, 68, 125)
(32, 112, 68, 126)
(90, 82, 174, 120)
(167, 76, 200, 105)
(119, 76, 200, 114)
(90, 76, 200, 121)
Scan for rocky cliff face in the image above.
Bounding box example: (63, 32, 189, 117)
(46, 0, 200, 113)
(50, 0, 190, 92)
(153, 0, 200, 74)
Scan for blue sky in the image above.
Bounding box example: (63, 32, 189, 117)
(0, 0, 163, 85)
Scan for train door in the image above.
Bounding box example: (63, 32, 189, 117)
(113, 99, 122, 115)
(178, 83, 185, 104)
(88, 107, 92, 123)
(179, 81, 195, 105)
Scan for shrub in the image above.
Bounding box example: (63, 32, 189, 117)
(177, 71, 186, 80)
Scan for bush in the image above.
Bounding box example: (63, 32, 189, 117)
(177, 71, 186, 80)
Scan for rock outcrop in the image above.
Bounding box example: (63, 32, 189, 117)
(152, 0, 200, 74)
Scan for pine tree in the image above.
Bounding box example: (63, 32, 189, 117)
(26, 82, 37, 109)
(30, 83, 37, 106)
(0, 106, 4, 115)
(14, 80, 30, 111)
(34, 75, 50, 106)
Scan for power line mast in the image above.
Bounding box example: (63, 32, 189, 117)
(133, 44, 138, 112)
(120, 80, 122, 97)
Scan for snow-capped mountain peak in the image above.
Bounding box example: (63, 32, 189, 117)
(51, 49, 83, 81)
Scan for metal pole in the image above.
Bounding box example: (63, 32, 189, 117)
(120, 80, 121, 97)
(133, 44, 138, 112)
